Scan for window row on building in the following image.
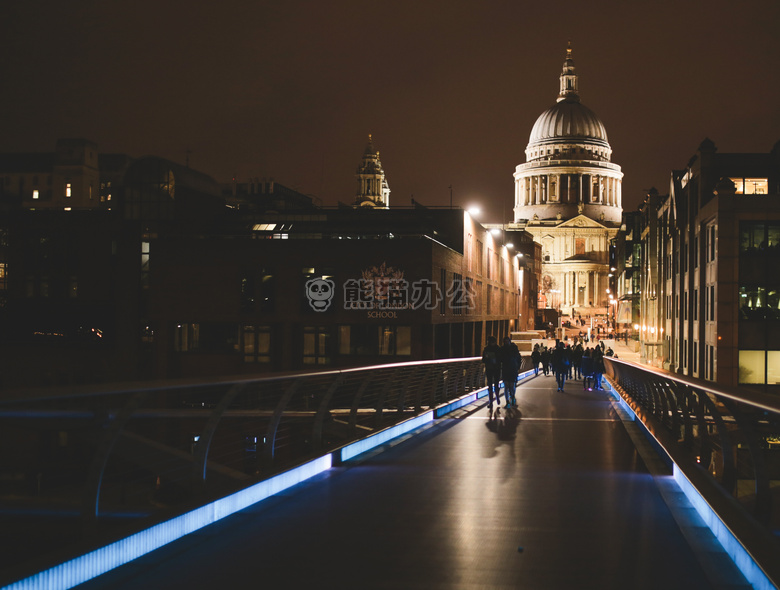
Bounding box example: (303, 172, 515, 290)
(617, 139, 780, 389)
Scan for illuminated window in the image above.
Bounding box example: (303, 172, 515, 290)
(729, 177, 768, 195)
(65, 183, 72, 197)
(740, 350, 767, 384)
(32, 189, 39, 199)
(379, 325, 411, 355)
(141, 240, 151, 288)
(241, 325, 271, 363)
(303, 326, 331, 365)
(450, 272, 464, 316)
(175, 323, 237, 353)
(739, 350, 780, 385)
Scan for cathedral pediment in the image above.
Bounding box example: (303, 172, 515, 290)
(557, 215, 607, 229)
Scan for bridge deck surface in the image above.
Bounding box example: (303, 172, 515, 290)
(82, 372, 720, 589)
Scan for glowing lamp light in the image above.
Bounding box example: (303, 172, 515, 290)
(506, 242, 514, 249)
(467, 206, 481, 217)
(634, 324, 640, 330)
(491, 228, 501, 236)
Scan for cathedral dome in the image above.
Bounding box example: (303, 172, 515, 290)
(513, 44, 623, 227)
(524, 44, 613, 163)
(528, 98, 608, 148)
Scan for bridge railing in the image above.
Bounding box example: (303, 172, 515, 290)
(605, 357, 780, 586)
(0, 356, 501, 586)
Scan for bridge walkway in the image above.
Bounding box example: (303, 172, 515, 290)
(78, 371, 747, 589)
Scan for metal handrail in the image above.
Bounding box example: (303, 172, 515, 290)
(0, 357, 486, 586)
(604, 357, 780, 585)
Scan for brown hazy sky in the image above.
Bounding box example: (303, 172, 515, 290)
(1, 0, 778, 220)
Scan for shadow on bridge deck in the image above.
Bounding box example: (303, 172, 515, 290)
(79, 372, 747, 590)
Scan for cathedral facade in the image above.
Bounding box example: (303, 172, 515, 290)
(510, 45, 623, 316)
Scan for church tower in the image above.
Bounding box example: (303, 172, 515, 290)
(354, 134, 390, 208)
(511, 44, 623, 315)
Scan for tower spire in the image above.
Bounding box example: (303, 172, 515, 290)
(558, 41, 580, 102)
(354, 134, 390, 208)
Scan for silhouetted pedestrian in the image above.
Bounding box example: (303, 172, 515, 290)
(482, 336, 502, 410)
(500, 337, 521, 407)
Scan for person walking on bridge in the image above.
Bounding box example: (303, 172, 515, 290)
(551, 341, 570, 392)
(531, 344, 541, 377)
(500, 336, 521, 408)
(592, 345, 605, 390)
(482, 336, 502, 410)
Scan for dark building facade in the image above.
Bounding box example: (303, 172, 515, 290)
(645, 139, 780, 389)
(146, 207, 526, 379)
(0, 141, 535, 390)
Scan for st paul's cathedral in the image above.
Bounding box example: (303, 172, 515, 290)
(508, 44, 623, 317)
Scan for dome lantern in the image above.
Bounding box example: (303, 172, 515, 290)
(558, 41, 579, 102)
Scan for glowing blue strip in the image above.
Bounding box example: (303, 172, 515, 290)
(3, 455, 332, 590)
(672, 466, 775, 590)
(435, 392, 478, 418)
(440, 370, 534, 418)
(340, 411, 433, 462)
(609, 379, 774, 590)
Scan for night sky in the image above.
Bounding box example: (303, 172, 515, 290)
(1, 1, 778, 220)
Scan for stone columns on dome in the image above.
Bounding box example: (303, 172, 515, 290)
(599, 174, 604, 203)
